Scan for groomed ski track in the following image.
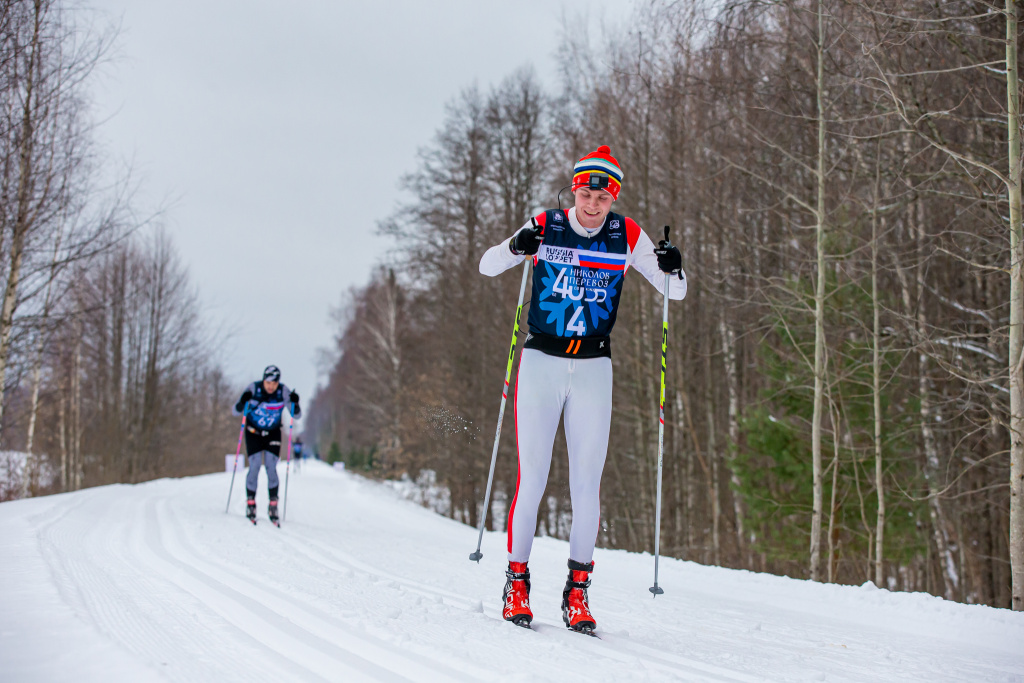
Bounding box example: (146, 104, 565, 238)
(3, 461, 1022, 682)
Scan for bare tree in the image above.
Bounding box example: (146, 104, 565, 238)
(0, 0, 111, 445)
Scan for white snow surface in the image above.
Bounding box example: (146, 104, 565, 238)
(2, 461, 1022, 683)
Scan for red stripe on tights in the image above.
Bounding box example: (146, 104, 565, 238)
(507, 356, 524, 555)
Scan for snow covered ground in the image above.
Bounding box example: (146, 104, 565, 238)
(3, 461, 1023, 682)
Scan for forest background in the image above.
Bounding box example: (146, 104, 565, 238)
(0, 0, 239, 506)
(3, 0, 1023, 613)
(304, 0, 1024, 610)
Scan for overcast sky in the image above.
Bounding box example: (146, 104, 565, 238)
(88, 0, 634, 426)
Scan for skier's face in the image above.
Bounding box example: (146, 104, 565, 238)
(263, 378, 279, 394)
(574, 187, 614, 229)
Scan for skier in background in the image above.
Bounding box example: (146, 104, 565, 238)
(292, 436, 304, 473)
(478, 145, 687, 633)
(233, 365, 300, 525)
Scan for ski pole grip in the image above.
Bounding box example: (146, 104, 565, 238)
(664, 225, 670, 243)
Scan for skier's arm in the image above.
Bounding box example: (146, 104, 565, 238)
(479, 232, 526, 276)
(626, 221, 688, 300)
(478, 213, 546, 277)
(233, 383, 256, 415)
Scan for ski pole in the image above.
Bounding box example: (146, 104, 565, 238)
(470, 255, 532, 562)
(225, 406, 249, 514)
(650, 225, 672, 597)
(283, 406, 294, 523)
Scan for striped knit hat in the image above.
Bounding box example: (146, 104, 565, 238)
(571, 145, 623, 200)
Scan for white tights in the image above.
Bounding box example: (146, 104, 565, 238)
(507, 348, 612, 564)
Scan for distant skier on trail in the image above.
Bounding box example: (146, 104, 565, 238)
(478, 145, 687, 634)
(233, 365, 301, 525)
(292, 436, 304, 473)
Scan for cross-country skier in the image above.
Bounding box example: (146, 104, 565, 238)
(292, 436, 303, 473)
(233, 365, 301, 525)
(478, 145, 687, 633)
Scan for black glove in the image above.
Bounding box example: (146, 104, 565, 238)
(509, 218, 544, 256)
(654, 226, 683, 277)
(235, 389, 253, 413)
(289, 390, 299, 406)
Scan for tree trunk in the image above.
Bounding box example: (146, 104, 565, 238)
(827, 399, 841, 583)
(914, 198, 959, 601)
(1005, 0, 1024, 612)
(71, 317, 84, 491)
(706, 355, 720, 565)
(809, 0, 827, 582)
(59, 383, 67, 492)
(22, 225, 66, 499)
(683, 390, 696, 557)
(20, 334, 44, 498)
(673, 390, 685, 553)
(719, 317, 746, 563)
(717, 202, 747, 563)
(0, 0, 47, 446)
(872, 183, 886, 589)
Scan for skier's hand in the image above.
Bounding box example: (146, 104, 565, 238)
(509, 218, 543, 256)
(234, 389, 253, 413)
(654, 240, 682, 277)
(289, 390, 299, 406)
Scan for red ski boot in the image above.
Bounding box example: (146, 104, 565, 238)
(246, 498, 257, 524)
(562, 559, 597, 634)
(502, 561, 533, 627)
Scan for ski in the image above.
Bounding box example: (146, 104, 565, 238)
(524, 621, 602, 640)
(570, 626, 600, 639)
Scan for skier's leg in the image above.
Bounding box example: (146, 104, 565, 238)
(507, 349, 567, 563)
(266, 452, 280, 491)
(560, 356, 611, 632)
(265, 451, 281, 522)
(563, 356, 613, 564)
(245, 450, 263, 521)
(245, 451, 264, 496)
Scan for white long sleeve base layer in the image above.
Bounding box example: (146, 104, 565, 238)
(508, 349, 612, 564)
(479, 206, 688, 301)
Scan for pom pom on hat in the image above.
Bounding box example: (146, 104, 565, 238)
(572, 145, 623, 200)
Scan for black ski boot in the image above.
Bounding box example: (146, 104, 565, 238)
(246, 497, 257, 524)
(268, 498, 280, 526)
